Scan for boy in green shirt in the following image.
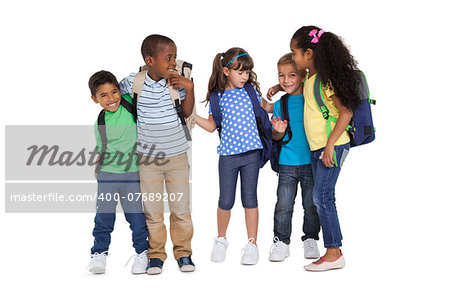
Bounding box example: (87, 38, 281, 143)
(87, 70, 149, 275)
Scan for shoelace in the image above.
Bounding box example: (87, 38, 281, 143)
(269, 237, 282, 254)
(86, 251, 108, 270)
(214, 238, 228, 250)
(241, 238, 256, 254)
(125, 250, 148, 267)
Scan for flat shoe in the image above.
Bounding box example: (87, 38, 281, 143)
(304, 254, 345, 271)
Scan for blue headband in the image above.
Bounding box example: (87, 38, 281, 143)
(225, 53, 249, 67)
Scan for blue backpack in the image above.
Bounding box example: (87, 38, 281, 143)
(312, 70, 376, 148)
(209, 83, 272, 168)
(270, 94, 292, 173)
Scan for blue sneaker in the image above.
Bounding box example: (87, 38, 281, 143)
(146, 258, 164, 275)
(177, 256, 195, 272)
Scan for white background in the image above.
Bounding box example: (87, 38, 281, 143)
(1, 0, 449, 299)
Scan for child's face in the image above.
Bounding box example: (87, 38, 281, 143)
(91, 83, 121, 112)
(145, 42, 177, 81)
(278, 63, 303, 95)
(223, 67, 250, 89)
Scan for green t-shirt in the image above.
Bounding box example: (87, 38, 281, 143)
(95, 94, 139, 173)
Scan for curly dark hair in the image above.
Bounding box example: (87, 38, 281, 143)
(205, 47, 261, 104)
(291, 26, 361, 111)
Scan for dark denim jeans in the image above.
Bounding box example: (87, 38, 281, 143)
(274, 164, 320, 244)
(218, 150, 261, 210)
(311, 143, 350, 248)
(91, 171, 149, 254)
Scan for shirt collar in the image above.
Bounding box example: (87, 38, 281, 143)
(145, 73, 167, 87)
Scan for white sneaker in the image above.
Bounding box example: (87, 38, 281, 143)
(303, 238, 320, 259)
(211, 237, 228, 262)
(129, 250, 148, 274)
(269, 237, 290, 262)
(89, 251, 107, 274)
(241, 238, 259, 265)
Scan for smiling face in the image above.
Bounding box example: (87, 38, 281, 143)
(278, 63, 303, 96)
(223, 67, 250, 90)
(91, 82, 121, 112)
(145, 42, 177, 81)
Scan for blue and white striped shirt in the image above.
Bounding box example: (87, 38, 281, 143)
(120, 73, 189, 157)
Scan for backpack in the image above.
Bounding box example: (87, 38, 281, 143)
(270, 94, 293, 173)
(95, 94, 136, 173)
(312, 70, 376, 148)
(131, 60, 196, 141)
(209, 83, 272, 168)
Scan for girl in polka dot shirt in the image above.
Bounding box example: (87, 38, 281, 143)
(196, 47, 272, 265)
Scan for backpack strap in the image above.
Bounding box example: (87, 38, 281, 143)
(243, 83, 268, 141)
(168, 60, 193, 141)
(95, 109, 107, 174)
(131, 70, 146, 122)
(279, 94, 292, 146)
(120, 94, 137, 120)
(209, 90, 222, 138)
(312, 75, 338, 167)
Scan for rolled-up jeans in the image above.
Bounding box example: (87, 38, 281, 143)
(311, 143, 349, 249)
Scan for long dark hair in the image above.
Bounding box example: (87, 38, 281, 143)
(291, 26, 361, 111)
(205, 47, 261, 103)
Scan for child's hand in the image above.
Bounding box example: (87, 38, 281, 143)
(321, 145, 335, 168)
(267, 84, 283, 101)
(168, 71, 194, 90)
(270, 117, 287, 133)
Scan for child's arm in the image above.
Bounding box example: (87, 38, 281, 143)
(169, 72, 195, 116)
(260, 97, 274, 113)
(267, 84, 283, 101)
(270, 117, 287, 141)
(322, 95, 353, 168)
(196, 114, 217, 132)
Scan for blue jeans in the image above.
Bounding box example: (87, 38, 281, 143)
(311, 143, 350, 248)
(218, 150, 261, 210)
(91, 171, 149, 254)
(274, 164, 320, 244)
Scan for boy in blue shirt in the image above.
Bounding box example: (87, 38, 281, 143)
(268, 54, 321, 261)
(120, 34, 195, 274)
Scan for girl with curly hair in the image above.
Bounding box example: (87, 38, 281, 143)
(288, 26, 361, 271)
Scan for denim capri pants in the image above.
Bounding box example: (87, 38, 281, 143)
(218, 149, 261, 210)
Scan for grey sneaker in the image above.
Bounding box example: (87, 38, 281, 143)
(89, 251, 107, 274)
(130, 250, 148, 274)
(269, 237, 290, 262)
(303, 238, 320, 259)
(241, 238, 259, 265)
(211, 237, 229, 262)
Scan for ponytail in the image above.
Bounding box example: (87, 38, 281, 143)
(205, 53, 228, 104)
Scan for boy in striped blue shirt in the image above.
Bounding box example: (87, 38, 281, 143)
(120, 34, 195, 275)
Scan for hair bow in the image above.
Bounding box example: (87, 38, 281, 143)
(309, 29, 326, 44)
